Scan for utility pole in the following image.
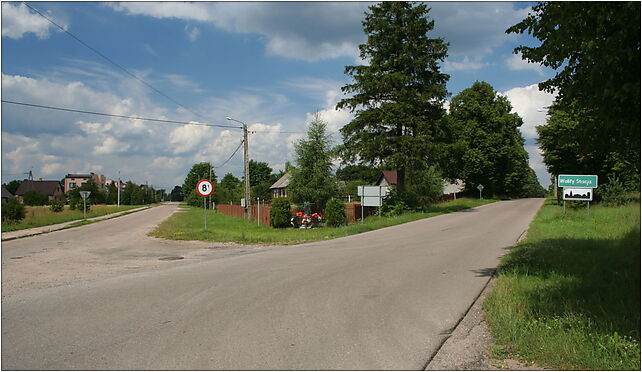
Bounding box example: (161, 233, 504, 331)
(243, 124, 250, 220)
(227, 116, 251, 221)
(117, 170, 121, 208)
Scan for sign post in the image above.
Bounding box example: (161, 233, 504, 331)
(79, 191, 91, 219)
(357, 186, 390, 221)
(559, 175, 598, 216)
(196, 179, 214, 230)
(477, 184, 484, 199)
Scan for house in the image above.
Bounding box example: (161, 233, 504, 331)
(376, 170, 397, 187)
(270, 173, 290, 199)
(1, 185, 14, 203)
(105, 179, 125, 191)
(64, 173, 106, 193)
(14, 180, 65, 203)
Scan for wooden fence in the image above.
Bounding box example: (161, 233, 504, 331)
(216, 202, 374, 227)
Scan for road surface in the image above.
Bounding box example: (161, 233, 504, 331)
(2, 198, 544, 370)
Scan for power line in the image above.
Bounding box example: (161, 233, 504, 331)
(23, 2, 211, 122)
(1, 100, 243, 129)
(214, 140, 244, 169)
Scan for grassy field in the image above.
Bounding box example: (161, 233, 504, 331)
(484, 199, 640, 370)
(150, 198, 497, 245)
(2, 204, 144, 232)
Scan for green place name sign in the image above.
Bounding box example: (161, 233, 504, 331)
(558, 174, 598, 188)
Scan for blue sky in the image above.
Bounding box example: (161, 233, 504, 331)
(1, 1, 557, 191)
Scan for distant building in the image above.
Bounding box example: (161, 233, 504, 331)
(1, 185, 14, 203)
(270, 173, 290, 199)
(14, 180, 65, 203)
(376, 171, 398, 187)
(105, 179, 125, 191)
(63, 173, 105, 193)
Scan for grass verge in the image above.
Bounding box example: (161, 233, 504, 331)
(150, 198, 496, 245)
(483, 199, 640, 370)
(2, 204, 144, 232)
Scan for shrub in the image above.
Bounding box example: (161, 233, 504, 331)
(49, 200, 64, 212)
(270, 198, 292, 228)
(325, 198, 346, 227)
(599, 175, 630, 206)
(2, 198, 25, 222)
(381, 188, 409, 216)
(68, 198, 78, 210)
(22, 190, 49, 206)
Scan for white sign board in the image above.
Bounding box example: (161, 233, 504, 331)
(477, 184, 484, 191)
(79, 191, 91, 200)
(357, 186, 389, 207)
(563, 188, 593, 201)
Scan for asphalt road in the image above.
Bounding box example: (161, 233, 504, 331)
(2, 198, 544, 370)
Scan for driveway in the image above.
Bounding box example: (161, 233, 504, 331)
(2, 198, 544, 370)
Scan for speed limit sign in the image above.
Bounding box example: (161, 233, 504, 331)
(196, 179, 214, 197)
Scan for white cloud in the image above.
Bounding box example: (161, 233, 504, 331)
(430, 3, 529, 57)
(162, 74, 205, 93)
(501, 83, 557, 187)
(143, 43, 158, 57)
(108, 2, 531, 64)
(443, 56, 490, 72)
(502, 83, 556, 139)
(109, 2, 367, 62)
(184, 25, 200, 42)
(505, 52, 545, 76)
(1, 3, 59, 39)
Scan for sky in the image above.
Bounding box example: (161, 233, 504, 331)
(1, 1, 557, 191)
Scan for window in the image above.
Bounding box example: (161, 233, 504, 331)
(69, 182, 76, 188)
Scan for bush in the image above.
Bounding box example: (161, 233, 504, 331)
(22, 190, 49, 206)
(325, 198, 346, 227)
(599, 175, 630, 206)
(49, 200, 64, 212)
(2, 198, 25, 222)
(381, 188, 410, 216)
(68, 198, 78, 210)
(270, 198, 291, 228)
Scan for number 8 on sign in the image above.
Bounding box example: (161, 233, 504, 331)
(196, 179, 214, 197)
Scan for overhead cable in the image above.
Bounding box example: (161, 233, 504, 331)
(23, 2, 212, 122)
(214, 140, 244, 168)
(1, 100, 243, 129)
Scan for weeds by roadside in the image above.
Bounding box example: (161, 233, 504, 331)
(484, 199, 640, 370)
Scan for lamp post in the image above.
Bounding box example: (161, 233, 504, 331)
(226, 116, 251, 220)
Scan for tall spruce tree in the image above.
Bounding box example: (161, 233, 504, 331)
(336, 2, 449, 196)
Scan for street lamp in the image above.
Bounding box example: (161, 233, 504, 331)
(226, 116, 251, 220)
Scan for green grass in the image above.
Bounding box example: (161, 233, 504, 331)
(150, 198, 497, 245)
(2, 204, 144, 232)
(484, 199, 640, 370)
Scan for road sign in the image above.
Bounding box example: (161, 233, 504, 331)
(476, 184, 484, 191)
(196, 179, 213, 197)
(357, 186, 389, 207)
(558, 175, 598, 188)
(79, 191, 91, 199)
(563, 188, 594, 201)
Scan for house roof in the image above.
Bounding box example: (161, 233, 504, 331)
(15, 180, 62, 196)
(377, 170, 397, 185)
(65, 173, 93, 179)
(270, 173, 290, 189)
(2, 185, 13, 198)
